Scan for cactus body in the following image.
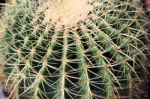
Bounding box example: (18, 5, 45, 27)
(0, 0, 148, 99)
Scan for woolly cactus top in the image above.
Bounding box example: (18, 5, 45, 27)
(43, 0, 93, 28)
(0, 0, 148, 99)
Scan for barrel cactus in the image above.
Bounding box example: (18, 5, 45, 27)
(0, 0, 149, 99)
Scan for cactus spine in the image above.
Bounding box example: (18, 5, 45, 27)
(0, 0, 148, 99)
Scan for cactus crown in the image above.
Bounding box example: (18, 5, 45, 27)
(44, 0, 93, 28)
(0, 0, 148, 99)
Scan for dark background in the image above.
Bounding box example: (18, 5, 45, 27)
(0, 0, 6, 10)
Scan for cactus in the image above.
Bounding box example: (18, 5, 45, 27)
(0, 0, 148, 99)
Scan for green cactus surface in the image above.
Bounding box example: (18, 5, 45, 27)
(0, 0, 148, 99)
